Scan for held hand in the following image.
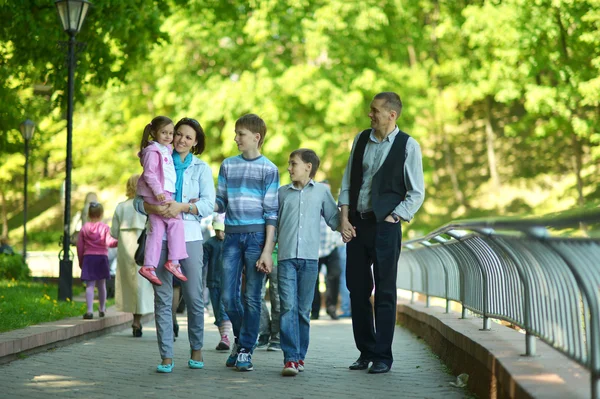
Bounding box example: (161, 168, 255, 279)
(340, 218, 356, 243)
(256, 252, 273, 274)
(156, 193, 166, 202)
(162, 201, 183, 218)
(189, 198, 200, 203)
(384, 215, 396, 223)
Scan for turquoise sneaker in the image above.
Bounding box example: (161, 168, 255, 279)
(226, 342, 239, 367)
(235, 348, 253, 371)
(157, 361, 174, 373)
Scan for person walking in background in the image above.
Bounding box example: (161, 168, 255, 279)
(111, 174, 154, 337)
(77, 202, 118, 319)
(257, 243, 281, 351)
(137, 116, 188, 286)
(311, 213, 345, 321)
(339, 91, 425, 374)
(135, 117, 215, 373)
(277, 149, 340, 376)
(337, 244, 351, 318)
(215, 114, 279, 372)
(203, 213, 232, 350)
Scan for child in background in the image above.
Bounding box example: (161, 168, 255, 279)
(276, 149, 340, 376)
(137, 116, 188, 286)
(203, 213, 232, 350)
(77, 202, 118, 319)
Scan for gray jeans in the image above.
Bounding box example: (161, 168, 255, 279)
(259, 262, 280, 340)
(154, 240, 204, 359)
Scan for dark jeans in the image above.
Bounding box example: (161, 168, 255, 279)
(311, 246, 342, 316)
(346, 217, 401, 367)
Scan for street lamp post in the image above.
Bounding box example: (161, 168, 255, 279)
(55, 0, 91, 301)
(19, 119, 35, 260)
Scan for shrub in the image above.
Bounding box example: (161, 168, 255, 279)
(0, 253, 31, 280)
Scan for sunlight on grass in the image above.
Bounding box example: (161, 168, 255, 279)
(0, 279, 113, 333)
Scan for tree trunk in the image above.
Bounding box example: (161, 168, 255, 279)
(0, 188, 7, 239)
(485, 96, 500, 190)
(571, 134, 585, 208)
(443, 134, 468, 209)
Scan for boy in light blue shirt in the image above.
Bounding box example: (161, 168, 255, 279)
(214, 114, 279, 372)
(276, 148, 340, 376)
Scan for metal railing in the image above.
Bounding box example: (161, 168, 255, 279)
(398, 209, 600, 399)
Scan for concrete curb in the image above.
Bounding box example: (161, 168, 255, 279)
(0, 307, 154, 364)
(397, 300, 589, 399)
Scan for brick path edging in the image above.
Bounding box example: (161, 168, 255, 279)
(0, 308, 154, 364)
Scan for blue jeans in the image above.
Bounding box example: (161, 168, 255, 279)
(278, 258, 319, 363)
(209, 287, 229, 326)
(338, 245, 351, 314)
(221, 232, 266, 351)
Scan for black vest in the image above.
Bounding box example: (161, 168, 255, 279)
(349, 129, 410, 223)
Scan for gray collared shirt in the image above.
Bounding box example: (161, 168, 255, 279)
(277, 180, 340, 261)
(338, 126, 425, 222)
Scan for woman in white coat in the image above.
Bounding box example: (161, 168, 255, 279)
(111, 174, 154, 336)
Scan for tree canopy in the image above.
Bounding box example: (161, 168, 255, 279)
(1, 0, 599, 244)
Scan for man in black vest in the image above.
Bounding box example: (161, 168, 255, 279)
(338, 92, 425, 374)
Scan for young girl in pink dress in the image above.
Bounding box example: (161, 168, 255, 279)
(77, 202, 118, 319)
(137, 116, 188, 286)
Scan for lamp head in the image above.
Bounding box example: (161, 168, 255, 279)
(55, 0, 92, 35)
(19, 119, 35, 141)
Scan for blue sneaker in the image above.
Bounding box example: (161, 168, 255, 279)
(235, 348, 253, 371)
(226, 342, 239, 368)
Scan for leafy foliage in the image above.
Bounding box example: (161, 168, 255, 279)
(1, 0, 599, 244)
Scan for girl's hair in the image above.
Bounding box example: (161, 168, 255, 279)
(175, 117, 206, 155)
(290, 148, 320, 179)
(125, 174, 140, 199)
(87, 202, 104, 220)
(140, 116, 173, 152)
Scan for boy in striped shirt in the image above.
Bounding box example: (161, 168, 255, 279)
(214, 114, 279, 371)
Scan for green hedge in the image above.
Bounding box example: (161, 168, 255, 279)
(0, 253, 31, 280)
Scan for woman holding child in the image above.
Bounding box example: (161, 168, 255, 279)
(135, 116, 215, 373)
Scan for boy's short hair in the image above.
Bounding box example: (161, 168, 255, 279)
(290, 148, 320, 179)
(235, 114, 267, 147)
(88, 202, 104, 219)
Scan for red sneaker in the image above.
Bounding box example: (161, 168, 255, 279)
(281, 361, 299, 376)
(298, 359, 305, 372)
(139, 266, 162, 286)
(164, 261, 188, 282)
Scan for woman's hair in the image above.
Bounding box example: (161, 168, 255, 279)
(87, 202, 104, 220)
(175, 117, 206, 155)
(140, 116, 173, 152)
(290, 148, 320, 179)
(125, 174, 140, 199)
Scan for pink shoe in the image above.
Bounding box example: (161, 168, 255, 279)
(139, 266, 162, 286)
(164, 261, 188, 282)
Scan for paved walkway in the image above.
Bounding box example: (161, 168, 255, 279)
(1, 313, 470, 399)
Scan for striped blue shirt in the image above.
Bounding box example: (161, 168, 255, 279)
(216, 154, 279, 233)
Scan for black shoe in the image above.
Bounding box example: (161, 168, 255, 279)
(99, 311, 105, 318)
(132, 325, 143, 337)
(326, 306, 339, 320)
(349, 358, 370, 370)
(310, 313, 319, 320)
(173, 322, 179, 338)
(368, 361, 390, 374)
(256, 334, 269, 348)
(83, 313, 93, 320)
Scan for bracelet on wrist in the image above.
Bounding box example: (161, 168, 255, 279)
(188, 203, 194, 214)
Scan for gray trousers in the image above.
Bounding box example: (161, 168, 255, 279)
(154, 240, 204, 359)
(259, 262, 280, 340)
